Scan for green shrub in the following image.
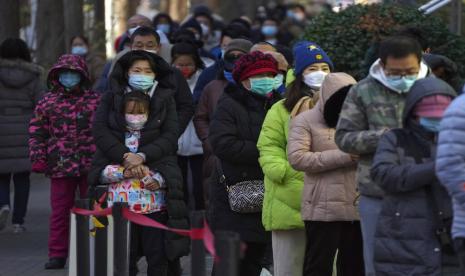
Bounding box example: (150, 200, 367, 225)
(302, 4, 465, 79)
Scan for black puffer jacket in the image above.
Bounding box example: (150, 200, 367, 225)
(208, 83, 281, 243)
(89, 50, 189, 260)
(0, 58, 43, 173)
(371, 77, 458, 275)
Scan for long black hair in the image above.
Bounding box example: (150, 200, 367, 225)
(0, 38, 31, 62)
(283, 74, 313, 112)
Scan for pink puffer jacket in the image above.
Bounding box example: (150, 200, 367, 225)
(287, 73, 359, 222)
(29, 54, 100, 178)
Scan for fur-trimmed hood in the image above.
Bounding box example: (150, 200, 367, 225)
(0, 58, 43, 89)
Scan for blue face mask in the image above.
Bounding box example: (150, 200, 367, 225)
(261, 26, 278, 37)
(128, 74, 155, 91)
(59, 71, 81, 89)
(386, 75, 417, 93)
(71, 46, 88, 56)
(273, 74, 284, 90)
(250, 77, 275, 96)
(419, 117, 442, 133)
(157, 24, 171, 34)
(224, 70, 235, 83)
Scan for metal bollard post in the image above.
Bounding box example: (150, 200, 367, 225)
(75, 199, 91, 276)
(112, 202, 130, 276)
(94, 216, 108, 276)
(191, 210, 206, 276)
(215, 231, 240, 276)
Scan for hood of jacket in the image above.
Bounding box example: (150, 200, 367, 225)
(108, 50, 175, 95)
(403, 77, 456, 127)
(318, 73, 357, 113)
(0, 58, 43, 89)
(47, 54, 90, 91)
(369, 59, 429, 94)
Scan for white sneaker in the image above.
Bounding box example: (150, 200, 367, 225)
(0, 205, 10, 231)
(12, 224, 26, 234)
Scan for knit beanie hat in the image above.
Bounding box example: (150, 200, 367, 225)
(293, 41, 334, 76)
(413, 94, 452, 118)
(232, 51, 278, 82)
(225, 39, 253, 55)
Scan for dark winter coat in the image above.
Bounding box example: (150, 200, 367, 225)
(93, 49, 194, 133)
(0, 58, 44, 173)
(89, 50, 189, 260)
(193, 79, 228, 186)
(29, 55, 100, 178)
(208, 83, 281, 243)
(192, 61, 222, 103)
(371, 77, 458, 276)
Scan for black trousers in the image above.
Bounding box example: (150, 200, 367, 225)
(303, 221, 364, 276)
(130, 211, 168, 276)
(0, 172, 30, 224)
(178, 155, 205, 210)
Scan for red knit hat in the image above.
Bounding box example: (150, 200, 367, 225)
(232, 51, 278, 82)
(413, 94, 452, 118)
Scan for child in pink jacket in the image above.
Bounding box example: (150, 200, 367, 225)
(28, 54, 100, 269)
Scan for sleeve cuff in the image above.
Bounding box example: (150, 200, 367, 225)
(137, 152, 146, 162)
(152, 172, 166, 188)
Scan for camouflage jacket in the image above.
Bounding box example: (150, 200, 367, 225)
(335, 76, 406, 198)
(29, 55, 100, 178)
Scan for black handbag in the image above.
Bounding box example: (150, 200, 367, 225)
(217, 160, 264, 213)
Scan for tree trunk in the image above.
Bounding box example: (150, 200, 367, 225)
(36, 0, 66, 69)
(91, 0, 106, 57)
(169, 0, 189, 21)
(63, 0, 84, 51)
(0, 0, 20, 42)
(114, 0, 139, 35)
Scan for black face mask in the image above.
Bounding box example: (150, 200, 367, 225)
(323, 85, 352, 128)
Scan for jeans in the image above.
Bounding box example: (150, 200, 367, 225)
(303, 221, 364, 276)
(0, 172, 30, 224)
(358, 195, 383, 276)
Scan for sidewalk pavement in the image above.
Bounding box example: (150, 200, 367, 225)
(0, 174, 212, 276)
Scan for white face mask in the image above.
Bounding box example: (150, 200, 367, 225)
(303, 71, 328, 89)
(144, 49, 158, 54)
(128, 26, 140, 36)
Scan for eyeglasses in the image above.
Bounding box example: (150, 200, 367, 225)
(384, 69, 420, 77)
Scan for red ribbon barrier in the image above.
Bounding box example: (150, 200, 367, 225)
(71, 206, 216, 257)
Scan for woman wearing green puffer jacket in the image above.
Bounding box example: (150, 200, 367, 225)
(257, 41, 333, 276)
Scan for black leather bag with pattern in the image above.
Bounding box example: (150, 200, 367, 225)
(217, 160, 264, 213)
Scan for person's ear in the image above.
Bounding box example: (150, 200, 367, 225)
(242, 79, 251, 90)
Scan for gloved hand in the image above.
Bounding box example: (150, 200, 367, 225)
(32, 161, 47, 173)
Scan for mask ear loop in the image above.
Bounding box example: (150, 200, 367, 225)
(147, 79, 158, 98)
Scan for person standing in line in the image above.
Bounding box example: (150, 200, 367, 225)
(255, 40, 333, 276)
(193, 38, 252, 207)
(69, 35, 106, 87)
(208, 51, 282, 276)
(335, 36, 430, 276)
(0, 38, 44, 233)
(372, 77, 460, 275)
(288, 73, 364, 276)
(171, 42, 205, 210)
(28, 54, 100, 269)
